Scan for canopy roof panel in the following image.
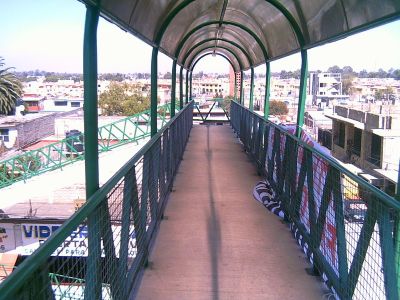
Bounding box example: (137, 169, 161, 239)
(81, 0, 400, 70)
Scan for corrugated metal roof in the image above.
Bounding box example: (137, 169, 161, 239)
(78, 0, 400, 70)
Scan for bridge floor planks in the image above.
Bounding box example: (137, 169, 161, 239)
(135, 124, 325, 300)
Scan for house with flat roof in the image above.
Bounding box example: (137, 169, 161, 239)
(326, 103, 400, 196)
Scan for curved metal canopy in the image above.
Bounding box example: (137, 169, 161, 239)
(81, 0, 400, 70)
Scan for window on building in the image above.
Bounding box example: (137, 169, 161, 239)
(0, 129, 9, 142)
(71, 101, 81, 107)
(369, 134, 382, 167)
(334, 122, 345, 148)
(352, 128, 362, 156)
(54, 101, 68, 106)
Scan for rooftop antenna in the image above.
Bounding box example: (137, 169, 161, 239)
(26, 199, 37, 218)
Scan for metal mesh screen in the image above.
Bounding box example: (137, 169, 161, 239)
(231, 100, 400, 300)
(0, 102, 193, 299)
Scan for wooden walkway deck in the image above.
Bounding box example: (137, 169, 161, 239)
(135, 124, 325, 299)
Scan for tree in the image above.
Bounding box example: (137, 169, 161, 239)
(163, 72, 172, 79)
(269, 100, 288, 116)
(342, 76, 355, 95)
(99, 82, 150, 116)
(375, 87, 394, 102)
(0, 58, 23, 115)
(327, 65, 342, 74)
(221, 95, 233, 115)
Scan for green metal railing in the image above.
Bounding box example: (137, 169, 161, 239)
(0, 101, 193, 299)
(231, 100, 400, 299)
(0, 103, 176, 190)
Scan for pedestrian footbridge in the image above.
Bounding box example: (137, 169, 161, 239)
(1, 1, 400, 299)
(1, 102, 399, 299)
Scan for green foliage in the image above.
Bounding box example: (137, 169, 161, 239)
(99, 73, 126, 82)
(163, 72, 172, 79)
(44, 75, 60, 82)
(17, 155, 41, 172)
(375, 86, 394, 101)
(0, 57, 23, 114)
(99, 82, 150, 116)
(0, 154, 40, 184)
(269, 100, 288, 116)
(279, 69, 301, 79)
(221, 96, 233, 115)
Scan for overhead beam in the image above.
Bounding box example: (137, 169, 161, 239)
(175, 20, 269, 64)
(155, 0, 305, 55)
(188, 46, 244, 71)
(182, 37, 253, 67)
(190, 52, 237, 74)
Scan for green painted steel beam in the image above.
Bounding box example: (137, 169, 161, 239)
(182, 37, 253, 67)
(188, 45, 244, 71)
(234, 71, 237, 100)
(189, 71, 193, 101)
(249, 66, 254, 111)
(179, 65, 184, 109)
(264, 62, 271, 119)
(396, 160, 400, 295)
(240, 70, 244, 105)
(83, 4, 99, 206)
(295, 49, 308, 138)
(171, 60, 177, 118)
(82, 5, 101, 300)
(190, 52, 237, 75)
(175, 20, 269, 65)
(185, 69, 189, 104)
(167, 0, 306, 60)
(151, 47, 158, 137)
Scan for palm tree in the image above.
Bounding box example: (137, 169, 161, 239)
(0, 57, 23, 114)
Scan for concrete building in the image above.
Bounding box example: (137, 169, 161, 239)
(308, 72, 348, 107)
(0, 110, 83, 153)
(42, 98, 84, 112)
(327, 103, 400, 196)
(228, 66, 241, 98)
(192, 79, 229, 97)
(351, 77, 400, 102)
(21, 94, 45, 113)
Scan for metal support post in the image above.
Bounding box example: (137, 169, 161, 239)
(189, 71, 193, 101)
(179, 65, 184, 109)
(240, 70, 244, 105)
(83, 5, 101, 300)
(171, 60, 176, 118)
(185, 69, 189, 104)
(151, 47, 158, 136)
(234, 72, 237, 101)
(264, 62, 271, 119)
(249, 66, 254, 111)
(296, 49, 308, 138)
(395, 160, 400, 295)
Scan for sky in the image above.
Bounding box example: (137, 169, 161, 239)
(1, 0, 400, 74)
